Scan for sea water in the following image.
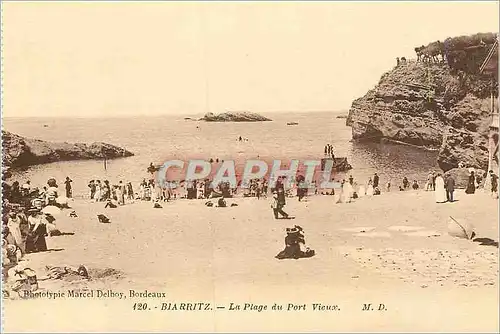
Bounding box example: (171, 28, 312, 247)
(3, 111, 439, 196)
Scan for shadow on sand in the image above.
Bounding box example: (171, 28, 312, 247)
(45, 248, 65, 253)
(473, 237, 499, 248)
(49, 231, 75, 237)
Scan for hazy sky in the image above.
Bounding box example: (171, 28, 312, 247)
(2, 1, 499, 118)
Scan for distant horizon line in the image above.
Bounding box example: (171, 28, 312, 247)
(2, 110, 349, 119)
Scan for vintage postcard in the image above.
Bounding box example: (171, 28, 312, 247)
(1, 1, 499, 332)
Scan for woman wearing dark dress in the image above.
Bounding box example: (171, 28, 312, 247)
(465, 171, 476, 194)
(26, 210, 48, 253)
(275, 226, 315, 260)
(276, 229, 301, 259)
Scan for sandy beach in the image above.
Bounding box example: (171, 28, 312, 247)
(3, 188, 498, 332)
(2, 1, 499, 332)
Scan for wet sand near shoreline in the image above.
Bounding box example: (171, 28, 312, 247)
(3, 189, 499, 332)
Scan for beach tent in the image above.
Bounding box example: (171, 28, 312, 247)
(447, 216, 474, 239)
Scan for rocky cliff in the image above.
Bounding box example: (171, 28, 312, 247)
(347, 33, 498, 172)
(2, 131, 134, 168)
(199, 111, 272, 122)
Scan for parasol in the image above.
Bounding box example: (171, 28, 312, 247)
(55, 196, 68, 206)
(41, 206, 61, 216)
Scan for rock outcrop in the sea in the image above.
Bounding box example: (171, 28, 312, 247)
(2, 131, 134, 168)
(347, 32, 498, 172)
(199, 111, 272, 122)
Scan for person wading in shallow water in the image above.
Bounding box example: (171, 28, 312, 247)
(271, 188, 289, 219)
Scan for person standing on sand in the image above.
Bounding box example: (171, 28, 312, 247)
(275, 177, 284, 192)
(88, 180, 96, 200)
(7, 211, 26, 255)
(373, 173, 379, 188)
(296, 176, 306, 201)
(366, 178, 374, 196)
(431, 171, 436, 191)
(64, 177, 73, 198)
(489, 170, 498, 197)
(119, 181, 126, 204)
(94, 180, 102, 202)
(102, 180, 111, 200)
(402, 177, 410, 190)
(271, 188, 289, 219)
(116, 184, 123, 204)
(465, 171, 476, 194)
(127, 182, 134, 201)
(26, 209, 48, 253)
(434, 173, 447, 203)
(425, 172, 433, 191)
(445, 174, 455, 202)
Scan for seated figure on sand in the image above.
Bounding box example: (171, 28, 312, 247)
(104, 199, 118, 208)
(216, 198, 227, 207)
(276, 225, 315, 260)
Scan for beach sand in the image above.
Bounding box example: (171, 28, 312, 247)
(3, 189, 499, 332)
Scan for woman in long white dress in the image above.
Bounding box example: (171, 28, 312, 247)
(197, 182, 204, 199)
(435, 174, 447, 203)
(366, 179, 374, 196)
(116, 185, 123, 204)
(341, 181, 353, 203)
(358, 185, 366, 198)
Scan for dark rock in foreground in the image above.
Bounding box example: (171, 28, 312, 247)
(199, 112, 272, 122)
(2, 131, 134, 168)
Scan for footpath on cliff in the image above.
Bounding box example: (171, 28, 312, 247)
(347, 32, 498, 174)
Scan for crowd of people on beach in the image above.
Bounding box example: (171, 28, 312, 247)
(79, 164, 500, 219)
(2, 175, 74, 282)
(422, 169, 498, 203)
(2, 158, 498, 269)
(87, 179, 135, 206)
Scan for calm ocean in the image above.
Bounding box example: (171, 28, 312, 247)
(3, 112, 439, 196)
